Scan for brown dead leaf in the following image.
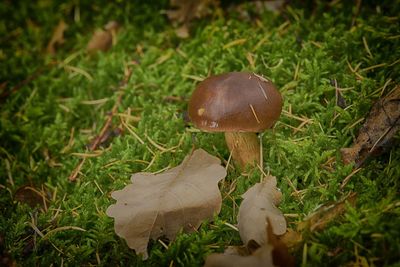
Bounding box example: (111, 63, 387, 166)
(106, 149, 226, 259)
(46, 20, 68, 55)
(204, 218, 294, 267)
(166, 0, 213, 23)
(86, 30, 112, 53)
(278, 228, 302, 249)
(86, 21, 120, 53)
(267, 218, 295, 267)
(14, 185, 49, 209)
(166, 0, 217, 38)
(240, 1, 286, 14)
(341, 85, 400, 167)
(237, 176, 287, 246)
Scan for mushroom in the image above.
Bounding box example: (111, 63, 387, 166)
(188, 72, 282, 169)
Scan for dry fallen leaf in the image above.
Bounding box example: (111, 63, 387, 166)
(14, 184, 49, 209)
(86, 21, 120, 53)
(166, 0, 216, 38)
(166, 0, 213, 23)
(278, 228, 302, 250)
(237, 176, 287, 246)
(341, 85, 400, 167)
(233, 0, 286, 18)
(204, 218, 294, 267)
(106, 149, 226, 259)
(46, 20, 68, 55)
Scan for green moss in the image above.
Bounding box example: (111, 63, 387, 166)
(1, 1, 400, 266)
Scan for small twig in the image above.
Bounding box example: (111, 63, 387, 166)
(68, 66, 133, 181)
(257, 81, 269, 101)
(340, 168, 362, 189)
(68, 158, 86, 182)
(249, 104, 261, 124)
(351, 0, 362, 27)
(362, 36, 373, 59)
(346, 60, 364, 80)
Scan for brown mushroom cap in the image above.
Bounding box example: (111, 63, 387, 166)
(188, 72, 283, 132)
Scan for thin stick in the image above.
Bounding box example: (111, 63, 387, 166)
(249, 104, 261, 124)
(340, 168, 362, 189)
(68, 66, 133, 181)
(257, 81, 269, 101)
(362, 36, 373, 58)
(259, 133, 264, 181)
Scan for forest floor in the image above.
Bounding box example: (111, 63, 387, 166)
(1, 1, 399, 266)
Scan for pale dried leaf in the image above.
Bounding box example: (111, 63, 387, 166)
(237, 176, 286, 246)
(204, 219, 294, 267)
(46, 20, 68, 55)
(106, 149, 226, 259)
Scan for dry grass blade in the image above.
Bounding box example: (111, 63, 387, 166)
(42, 226, 86, 240)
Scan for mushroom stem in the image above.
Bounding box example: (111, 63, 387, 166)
(224, 132, 260, 169)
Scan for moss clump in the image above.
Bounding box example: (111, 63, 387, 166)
(1, 1, 399, 266)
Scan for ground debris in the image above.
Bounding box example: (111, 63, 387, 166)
(68, 65, 133, 181)
(14, 184, 50, 209)
(46, 20, 68, 55)
(204, 218, 294, 267)
(237, 176, 286, 246)
(341, 86, 400, 167)
(86, 127, 123, 149)
(106, 149, 226, 259)
(86, 21, 120, 53)
(165, 0, 217, 38)
(0, 235, 16, 267)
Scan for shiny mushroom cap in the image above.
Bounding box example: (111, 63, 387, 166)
(188, 72, 283, 132)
